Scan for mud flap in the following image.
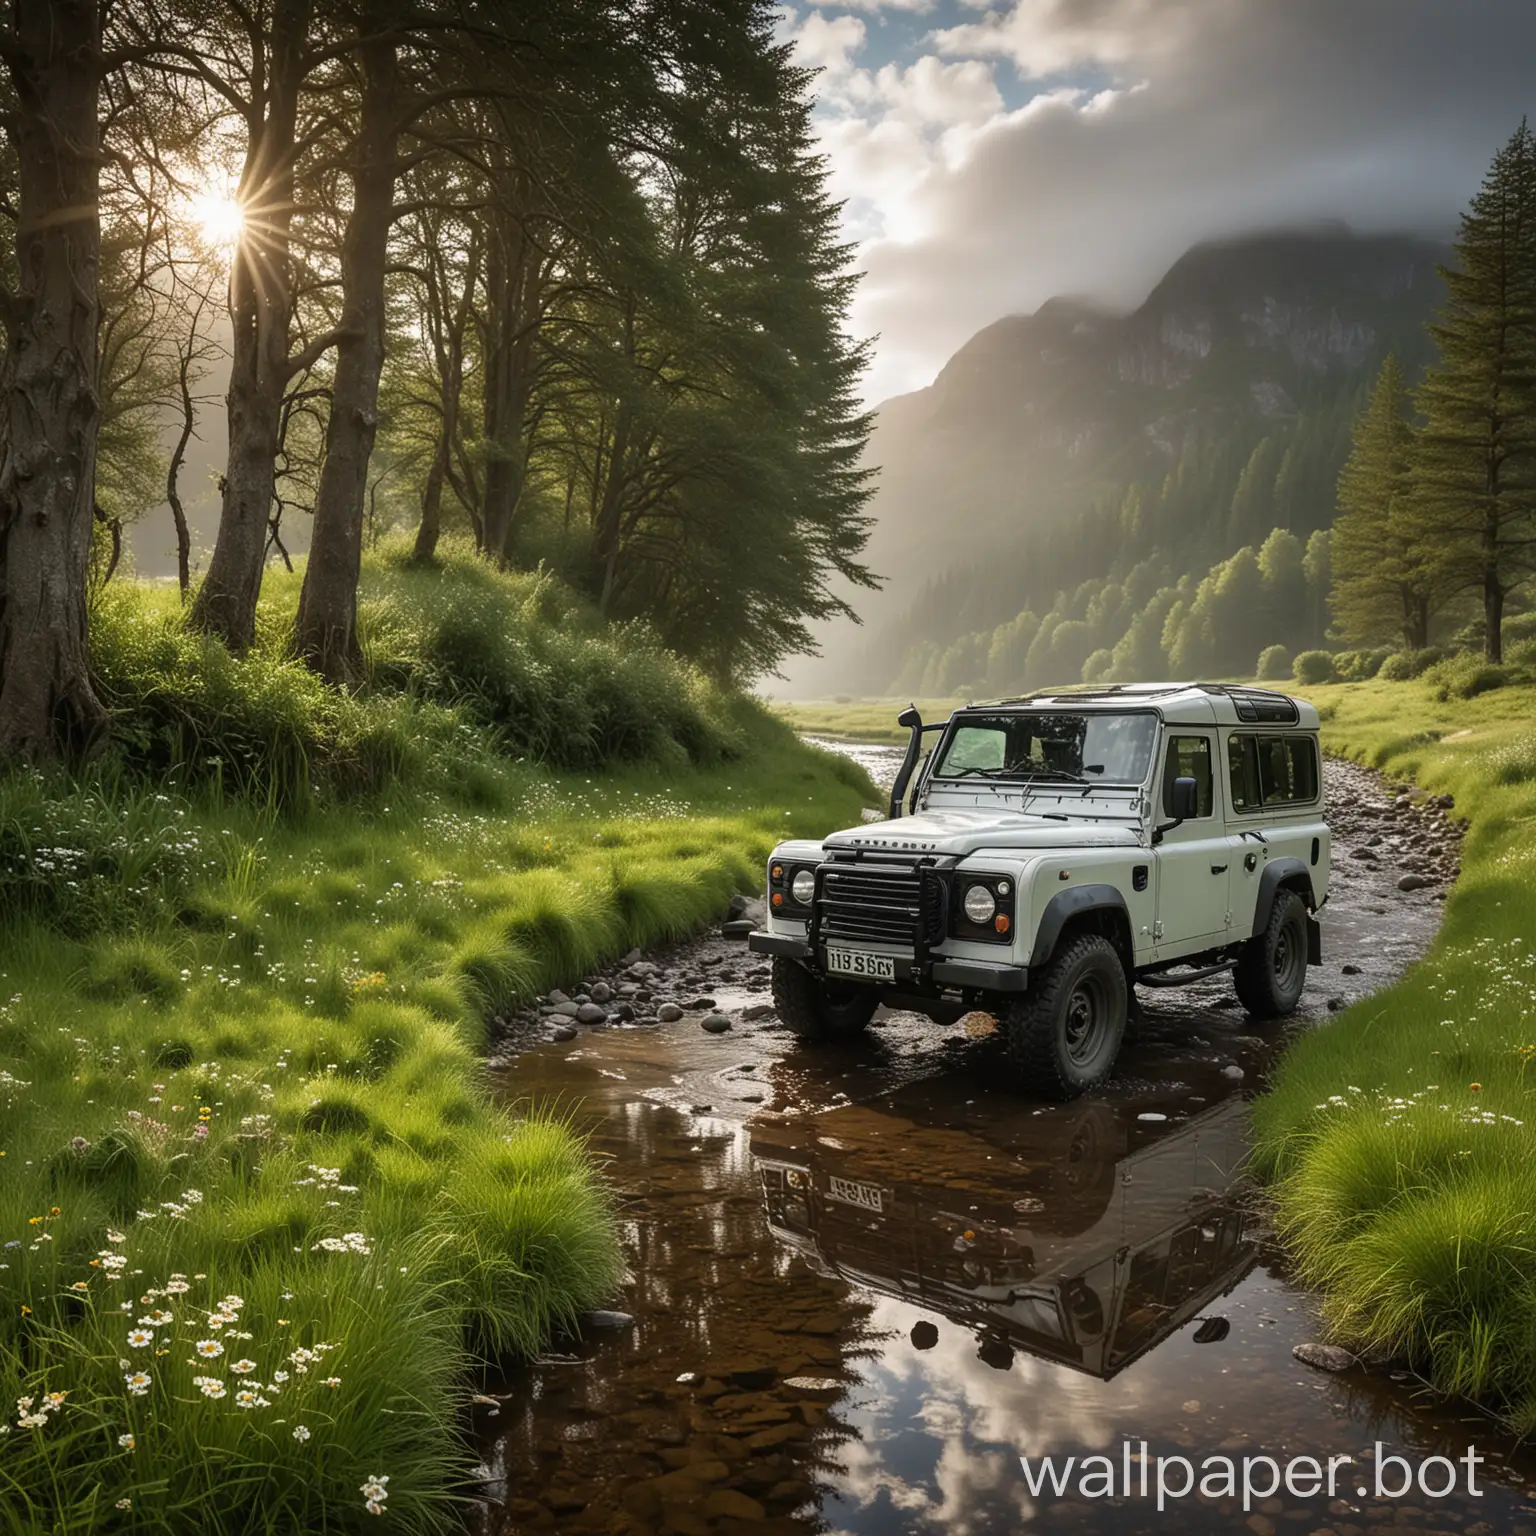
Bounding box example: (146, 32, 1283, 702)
(1306, 916, 1322, 967)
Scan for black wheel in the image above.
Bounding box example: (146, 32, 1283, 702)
(1234, 888, 1309, 1019)
(1003, 933, 1127, 1100)
(770, 956, 877, 1041)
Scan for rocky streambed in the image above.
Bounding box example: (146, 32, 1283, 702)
(470, 753, 1536, 1536)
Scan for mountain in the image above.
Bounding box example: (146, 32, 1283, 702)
(785, 226, 1450, 695)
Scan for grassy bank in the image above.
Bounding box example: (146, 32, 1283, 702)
(773, 696, 961, 743)
(0, 550, 876, 1532)
(1252, 676, 1536, 1430)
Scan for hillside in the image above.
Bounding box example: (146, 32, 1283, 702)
(788, 226, 1450, 695)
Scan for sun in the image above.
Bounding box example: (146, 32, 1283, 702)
(188, 188, 245, 251)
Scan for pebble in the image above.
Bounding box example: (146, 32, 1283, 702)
(576, 1002, 607, 1025)
(547, 989, 571, 1005)
(590, 982, 613, 1004)
(1397, 874, 1433, 892)
(741, 1003, 776, 1021)
(582, 1310, 635, 1330)
(1221, 1064, 1245, 1080)
(686, 996, 717, 1011)
(657, 1003, 684, 1023)
(701, 1013, 733, 1034)
(721, 918, 755, 937)
(1293, 1341, 1355, 1372)
(549, 1024, 577, 1042)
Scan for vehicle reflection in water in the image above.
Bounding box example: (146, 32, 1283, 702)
(750, 1085, 1258, 1385)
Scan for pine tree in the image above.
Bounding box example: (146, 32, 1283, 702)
(1411, 121, 1536, 661)
(1331, 354, 1440, 648)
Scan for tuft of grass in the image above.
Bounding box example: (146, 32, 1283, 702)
(1253, 675, 1536, 1430)
(0, 662, 872, 1530)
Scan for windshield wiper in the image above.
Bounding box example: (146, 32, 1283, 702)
(1012, 768, 1091, 784)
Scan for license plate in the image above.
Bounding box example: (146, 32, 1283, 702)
(827, 1176, 884, 1213)
(826, 947, 896, 981)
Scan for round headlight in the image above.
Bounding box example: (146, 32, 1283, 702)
(963, 883, 998, 924)
(791, 869, 816, 905)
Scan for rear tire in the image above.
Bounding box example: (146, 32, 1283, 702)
(1234, 888, 1309, 1019)
(771, 956, 877, 1041)
(1003, 933, 1127, 1100)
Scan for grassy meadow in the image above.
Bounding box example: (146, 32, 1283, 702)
(1252, 674, 1536, 1430)
(0, 546, 877, 1533)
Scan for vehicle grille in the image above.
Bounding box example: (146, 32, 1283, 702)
(818, 863, 941, 947)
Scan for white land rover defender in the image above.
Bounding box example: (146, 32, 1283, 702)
(749, 684, 1330, 1100)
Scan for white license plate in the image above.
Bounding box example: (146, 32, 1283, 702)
(827, 1176, 884, 1213)
(826, 947, 896, 981)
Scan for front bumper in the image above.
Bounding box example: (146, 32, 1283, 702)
(747, 932, 1028, 993)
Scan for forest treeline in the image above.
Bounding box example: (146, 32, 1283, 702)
(875, 123, 1536, 699)
(0, 0, 874, 764)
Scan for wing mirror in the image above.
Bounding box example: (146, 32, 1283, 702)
(1153, 775, 1200, 843)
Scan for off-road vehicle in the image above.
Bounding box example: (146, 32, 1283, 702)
(749, 684, 1330, 1099)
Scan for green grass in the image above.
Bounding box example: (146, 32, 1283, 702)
(0, 563, 878, 1531)
(772, 696, 963, 743)
(1252, 676, 1536, 1431)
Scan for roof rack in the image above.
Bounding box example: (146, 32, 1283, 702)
(1197, 684, 1300, 723)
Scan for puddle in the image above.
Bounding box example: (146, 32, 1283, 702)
(470, 756, 1531, 1534)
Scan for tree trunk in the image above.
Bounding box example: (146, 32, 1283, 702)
(295, 21, 398, 684)
(411, 234, 478, 565)
(0, 0, 108, 760)
(1484, 573, 1504, 663)
(188, 0, 312, 651)
(479, 202, 539, 566)
(166, 342, 197, 599)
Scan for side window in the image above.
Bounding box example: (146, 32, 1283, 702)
(1161, 735, 1214, 817)
(1229, 733, 1320, 810)
(1228, 735, 1261, 811)
(1258, 735, 1319, 805)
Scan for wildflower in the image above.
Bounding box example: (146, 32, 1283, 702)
(197, 1380, 227, 1400)
(194, 1339, 224, 1358)
(322, 1376, 341, 1389)
(106, 1229, 125, 1244)
(124, 1372, 151, 1397)
(234, 1390, 258, 1408)
(69, 1281, 89, 1292)
(273, 1370, 290, 1383)
(230, 1359, 257, 1375)
(118, 1432, 136, 1449)
(17, 1413, 47, 1429)
(163, 1279, 190, 1295)
(1470, 1082, 1482, 1091)
(292, 1424, 311, 1442)
(127, 1328, 154, 1348)
(115, 1500, 132, 1511)
(45, 1392, 65, 1409)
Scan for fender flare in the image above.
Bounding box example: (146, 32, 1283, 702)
(1029, 884, 1131, 969)
(1252, 856, 1317, 937)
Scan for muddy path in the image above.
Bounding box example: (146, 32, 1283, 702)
(471, 754, 1536, 1536)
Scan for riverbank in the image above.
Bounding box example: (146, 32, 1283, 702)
(1252, 676, 1536, 1432)
(0, 560, 878, 1532)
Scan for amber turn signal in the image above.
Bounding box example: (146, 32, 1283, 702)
(994, 914, 1010, 934)
(771, 891, 784, 907)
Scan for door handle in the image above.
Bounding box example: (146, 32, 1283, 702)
(1210, 864, 1228, 874)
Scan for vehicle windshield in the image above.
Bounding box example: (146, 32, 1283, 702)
(931, 710, 1157, 785)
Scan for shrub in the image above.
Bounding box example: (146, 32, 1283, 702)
(1379, 646, 1446, 681)
(1292, 649, 1335, 685)
(1423, 655, 1513, 700)
(1331, 647, 1393, 682)
(1255, 644, 1290, 681)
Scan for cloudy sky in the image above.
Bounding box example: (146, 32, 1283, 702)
(776, 0, 1536, 403)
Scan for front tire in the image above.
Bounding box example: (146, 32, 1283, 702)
(1234, 888, 1309, 1018)
(1004, 933, 1127, 1100)
(771, 956, 878, 1041)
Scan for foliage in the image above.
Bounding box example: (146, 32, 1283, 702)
(1255, 644, 1291, 680)
(1292, 649, 1336, 685)
(0, 687, 875, 1531)
(1410, 121, 1536, 662)
(1253, 677, 1536, 1431)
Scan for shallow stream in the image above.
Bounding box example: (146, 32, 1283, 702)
(472, 744, 1534, 1535)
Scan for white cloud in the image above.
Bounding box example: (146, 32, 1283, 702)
(790, 10, 869, 72)
(934, 0, 1198, 77)
(808, 0, 937, 9)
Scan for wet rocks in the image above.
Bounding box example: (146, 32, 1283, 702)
(701, 1013, 733, 1034)
(721, 918, 755, 937)
(1397, 873, 1434, 892)
(575, 1002, 607, 1024)
(658, 1003, 684, 1023)
(741, 1003, 776, 1022)
(590, 981, 613, 1004)
(1293, 1341, 1356, 1372)
(549, 1024, 577, 1042)
(685, 996, 717, 1011)
(582, 1309, 636, 1331)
